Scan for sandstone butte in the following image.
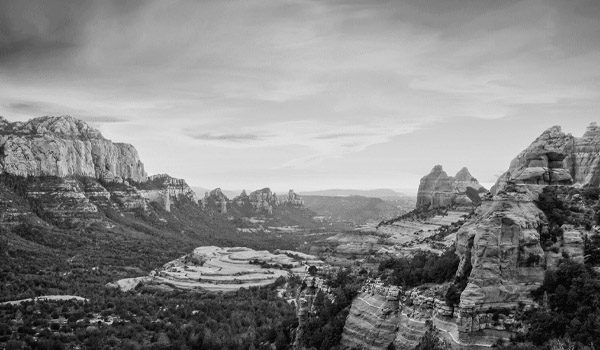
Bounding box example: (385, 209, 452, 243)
(416, 165, 486, 209)
(339, 123, 600, 350)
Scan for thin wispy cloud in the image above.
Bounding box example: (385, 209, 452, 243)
(188, 132, 264, 142)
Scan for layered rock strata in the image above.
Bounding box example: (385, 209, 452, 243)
(0, 116, 147, 182)
(139, 174, 197, 211)
(340, 284, 400, 350)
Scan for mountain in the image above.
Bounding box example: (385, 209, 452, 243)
(0, 115, 146, 182)
(299, 188, 407, 198)
(0, 116, 320, 301)
(416, 165, 487, 209)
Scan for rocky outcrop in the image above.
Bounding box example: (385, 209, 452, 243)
(455, 185, 546, 312)
(249, 188, 279, 214)
(340, 283, 400, 350)
(284, 189, 304, 207)
(417, 166, 487, 209)
(0, 116, 147, 182)
(201, 188, 228, 213)
(139, 174, 197, 211)
(492, 123, 600, 194)
(25, 177, 103, 228)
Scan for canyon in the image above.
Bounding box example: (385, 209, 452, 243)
(338, 124, 600, 349)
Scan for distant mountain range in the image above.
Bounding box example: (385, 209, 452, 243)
(299, 188, 411, 198)
(191, 187, 416, 200)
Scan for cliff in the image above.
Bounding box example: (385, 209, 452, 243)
(341, 124, 600, 348)
(417, 166, 486, 209)
(0, 116, 147, 182)
(492, 123, 600, 193)
(201, 188, 229, 213)
(138, 174, 198, 211)
(339, 283, 400, 350)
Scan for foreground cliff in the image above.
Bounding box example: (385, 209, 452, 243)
(493, 123, 600, 193)
(0, 115, 147, 182)
(341, 124, 600, 349)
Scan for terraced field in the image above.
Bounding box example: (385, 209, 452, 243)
(114, 246, 324, 293)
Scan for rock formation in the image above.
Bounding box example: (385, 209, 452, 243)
(492, 123, 600, 194)
(284, 189, 304, 207)
(341, 124, 600, 348)
(417, 166, 486, 209)
(248, 188, 279, 214)
(0, 116, 147, 182)
(455, 186, 546, 312)
(139, 174, 197, 211)
(340, 282, 400, 350)
(201, 188, 229, 214)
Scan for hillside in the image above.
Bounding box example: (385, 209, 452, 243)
(0, 116, 323, 349)
(302, 195, 407, 224)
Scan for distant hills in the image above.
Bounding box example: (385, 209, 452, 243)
(299, 188, 410, 198)
(301, 195, 409, 224)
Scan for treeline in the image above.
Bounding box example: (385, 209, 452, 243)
(377, 248, 460, 288)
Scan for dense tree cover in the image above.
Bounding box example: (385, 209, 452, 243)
(534, 186, 598, 249)
(0, 173, 336, 349)
(0, 283, 298, 350)
(508, 260, 600, 349)
(377, 248, 460, 288)
(298, 268, 367, 350)
(413, 322, 452, 350)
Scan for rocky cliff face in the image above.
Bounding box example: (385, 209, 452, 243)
(455, 185, 546, 312)
(492, 123, 600, 194)
(0, 116, 147, 182)
(283, 189, 304, 207)
(417, 166, 486, 209)
(341, 125, 600, 348)
(139, 174, 197, 211)
(340, 283, 400, 350)
(0, 175, 149, 228)
(201, 188, 229, 213)
(248, 188, 279, 214)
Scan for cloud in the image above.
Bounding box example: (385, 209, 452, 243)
(187, 132, 264, 142)
(0, 0, 599, 189)
(83, 116, 127, 124)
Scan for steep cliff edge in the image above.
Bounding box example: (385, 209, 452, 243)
(0, 115, 147, 182)
(417, 166, 487, 209)
(340, 284, 400, 350)
(492, 123, 600, 193)
(341, 124, 599, 349)
(137, 174, 198, 211)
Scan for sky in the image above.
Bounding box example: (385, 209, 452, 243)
(1, 0, 600, 194)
